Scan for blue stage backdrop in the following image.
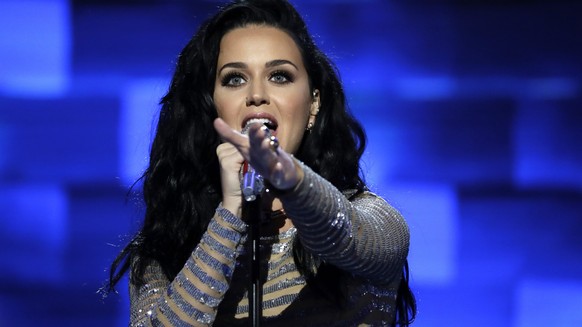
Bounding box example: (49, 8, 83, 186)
(1, 0, 581, 326)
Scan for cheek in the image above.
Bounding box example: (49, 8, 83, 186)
(213, 94, 238, 125)
(281, 95, 311, 141)
(212, 91, 222, 116)
(280, 102, 309, 131)
(281, 89, 311, 116)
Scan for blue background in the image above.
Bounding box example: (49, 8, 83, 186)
(1, 0, 581, 326)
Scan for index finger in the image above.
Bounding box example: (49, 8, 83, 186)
(213, 117, 247, 148)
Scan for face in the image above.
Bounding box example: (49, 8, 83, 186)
(213, 25, 320, 155)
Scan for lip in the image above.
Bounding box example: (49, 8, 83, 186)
(241, 112, 279, 134)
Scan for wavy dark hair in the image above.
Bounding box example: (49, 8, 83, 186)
(108, 0, 415, 325)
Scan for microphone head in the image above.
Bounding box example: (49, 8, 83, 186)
(239, 123, 265, 201)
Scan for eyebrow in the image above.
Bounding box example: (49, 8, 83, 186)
(266, 59, 298, 70)
(218, 59, 299, 74)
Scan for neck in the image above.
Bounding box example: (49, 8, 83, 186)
(259, 197, 294, 235)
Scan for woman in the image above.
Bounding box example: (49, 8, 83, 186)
(108, 0, 416, 326)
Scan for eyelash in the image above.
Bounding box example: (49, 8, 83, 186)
(219, 70, 295, 87)
(220, 72, 246, 87)
(269, 70, 294, 84)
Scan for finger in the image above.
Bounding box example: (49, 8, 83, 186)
(245, 126, 299, 189)
(247, 125, 279, 170)
(213, 118, 247, 148)
(216, 142, 244, 162)
(247, 124, 272, 152)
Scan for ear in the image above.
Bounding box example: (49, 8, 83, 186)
(310, 89, 321, 116)
(307, 89, 320, 131)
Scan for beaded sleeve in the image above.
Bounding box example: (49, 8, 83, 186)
(279, 161, 410, 281)
(128, 205, 248, 326)
(128, 162, 409, 325)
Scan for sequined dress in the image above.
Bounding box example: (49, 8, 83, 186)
(129, 162, 410, 326)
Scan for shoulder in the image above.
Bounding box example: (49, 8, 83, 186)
(350, 190, 407, 223)
(345, 189, 393, 207)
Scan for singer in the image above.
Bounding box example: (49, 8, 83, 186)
(107, 0, 416, 326)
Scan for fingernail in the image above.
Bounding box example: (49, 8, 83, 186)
(262, 126, 271, 137)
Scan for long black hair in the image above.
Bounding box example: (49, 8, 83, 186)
(108, 0, 415, 325)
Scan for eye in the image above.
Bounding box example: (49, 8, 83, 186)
(269, 70, 294, 84)
(221, 72, 247, 87)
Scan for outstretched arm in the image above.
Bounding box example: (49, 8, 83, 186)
(280, 163, 410, 282)
(214, 117, 409, 282)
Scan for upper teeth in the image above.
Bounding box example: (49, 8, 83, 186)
(242, 118, 273, 134)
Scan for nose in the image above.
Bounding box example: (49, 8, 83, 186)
(245, 82, 270, 107)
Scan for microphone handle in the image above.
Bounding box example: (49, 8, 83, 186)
(242, 162, 264, 202)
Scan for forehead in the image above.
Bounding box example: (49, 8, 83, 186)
(217, 25, 304, 66)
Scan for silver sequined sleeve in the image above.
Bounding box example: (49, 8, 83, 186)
(128, 205, 248, 326)
(279, 161, 410, 282)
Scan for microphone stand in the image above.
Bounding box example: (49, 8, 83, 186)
(242, 165, 264, 327)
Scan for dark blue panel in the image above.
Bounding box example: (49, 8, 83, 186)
(0, 96, 119, 183)
(515, 98, 582, 188)
(71, 3, 216, 76)
(450, 3, 582, 77)
(1, 1, 581, 326)
(0, 184, 67, 283)
(367, 98, 516, 184)
(459, 187, 582, 279)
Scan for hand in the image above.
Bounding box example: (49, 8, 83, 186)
(216, 141, 244, 217)
(213, 118, 302, 192)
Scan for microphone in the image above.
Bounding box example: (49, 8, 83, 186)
(241, 161, 264, 202)
(240, 124, 264, 202)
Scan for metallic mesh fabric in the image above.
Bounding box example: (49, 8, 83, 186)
(129, 162, 410, 326)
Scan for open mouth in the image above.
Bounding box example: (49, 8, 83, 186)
(241, 117, 278, 135)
